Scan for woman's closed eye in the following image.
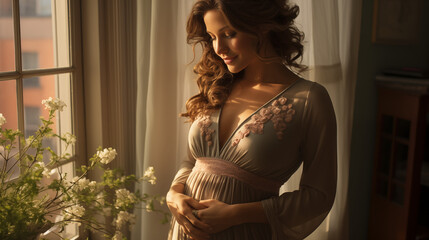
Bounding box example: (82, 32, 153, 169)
(208, 31, 237, 41)
(224, 31, 236, 38)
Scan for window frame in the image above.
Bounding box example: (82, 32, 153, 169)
(0, 0, 86, 202)
(0, 0, 86, 165)
(0, 0, 86, 238)
(0, 0, 86, 237)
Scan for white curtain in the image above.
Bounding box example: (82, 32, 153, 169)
(133, 0, 198, 239)
(284, 0, 363, 239)
(133, 0, 362, 239)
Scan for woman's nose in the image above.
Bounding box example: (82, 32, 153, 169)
(214, 39, 228, 55)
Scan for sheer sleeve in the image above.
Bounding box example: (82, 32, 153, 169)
(171, 146, 196, 186)
(261, 82, 337, 240)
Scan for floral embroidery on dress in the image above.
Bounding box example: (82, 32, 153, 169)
(197, 115, 215, 146)
(232, 96, 295, 146)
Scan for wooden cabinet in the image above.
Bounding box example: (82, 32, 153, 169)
(369, 83, 429, 240)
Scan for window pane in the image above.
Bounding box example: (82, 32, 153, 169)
(0, 79, 19, 180)
(23, 73, 72, 164)
(379, 138, 392, 175)
(396, 118, 411, 139)
(22, 52, 41, 88)
(0, 0, 15, 72)
(0, 80, 17, 129)
(393, 142, 408, 183)
(20, 0, 70, 70)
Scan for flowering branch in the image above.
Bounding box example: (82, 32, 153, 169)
(0, 98, 169, 240)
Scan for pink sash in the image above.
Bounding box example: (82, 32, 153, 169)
(193, 157, 282, 194)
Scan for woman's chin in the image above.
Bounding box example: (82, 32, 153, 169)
(227, 65, 244, 74)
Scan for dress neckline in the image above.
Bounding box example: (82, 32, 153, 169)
(217, 78, 301, 153)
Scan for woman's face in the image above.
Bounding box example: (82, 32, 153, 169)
(203, 10, 259, 73)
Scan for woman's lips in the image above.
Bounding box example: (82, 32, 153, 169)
(223, 56, 237, 65)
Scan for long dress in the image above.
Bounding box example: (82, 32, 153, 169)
(168, 78, 337, 240)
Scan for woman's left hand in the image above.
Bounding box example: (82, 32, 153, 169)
(196, 199, 239, 234)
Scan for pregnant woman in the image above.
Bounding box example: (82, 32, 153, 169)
(167, 0, 337, 239)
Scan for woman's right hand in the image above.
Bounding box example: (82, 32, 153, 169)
(166, 186, 211, 240)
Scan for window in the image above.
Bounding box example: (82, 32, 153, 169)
(19, 0, 37, 17)
(36, 0, 51, 16)
(22, 52, 40, 87)
(24, 106, 41, 137)
(18, 0, 51, 17)
(0, 0, 11, 17)
(0, 0, 83, 238)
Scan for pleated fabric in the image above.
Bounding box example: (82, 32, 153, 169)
(169, 79, 337, 240)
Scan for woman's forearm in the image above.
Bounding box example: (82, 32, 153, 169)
(167, 183, 185, 202)
(231, 201, 268, 225)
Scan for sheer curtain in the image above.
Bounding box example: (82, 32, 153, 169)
(133, 0, 362, 239)
(284, 0, 363, 239)
(133, 1, 197, 239)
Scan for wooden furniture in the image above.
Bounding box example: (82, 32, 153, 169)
(369, 79, 429, 240)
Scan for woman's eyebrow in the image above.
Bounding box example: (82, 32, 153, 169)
(206, 26, 230, 34)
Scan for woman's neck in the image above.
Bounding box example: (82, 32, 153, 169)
(241, 61, 298, 85)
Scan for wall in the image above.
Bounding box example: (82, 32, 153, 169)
(349, 0, 429, 239)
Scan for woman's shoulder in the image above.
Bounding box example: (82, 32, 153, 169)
(294, 78, 325, 90)
(286, 78, 329, 100)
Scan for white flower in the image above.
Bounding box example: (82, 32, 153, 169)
(42, 168, 57, 178)
(96, 193, 105, 206)
(0, 113, 6, 127)
(112, 231, 123, 240)
(34, 162, 55, 178)
(143, 166, 156, 185)
(115, 188, 138, 209)
(97, 147, 117, 164)
(114, 211, 135, 229)
(88, 180, 97, 188)
(35, 161, 46, 169)
(26, 136, 34, 146)
(71, 177, 97, 191)
(146, 200, 153, 212)
(49, 168, 58, 177)
(148, 177, 156, 185)
(62, 132, 76, 144)
(41, 97, 66, 112)
(63, 204, 85, 220)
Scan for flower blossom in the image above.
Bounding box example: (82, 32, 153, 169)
(41, 97, 66, 112)
(115, 188, 138, 209)
(34, 162, 57, 178)
(114, 211, 136, 229)
(96, 193, 105, 206)
(97, 147, 117, 164)
(197, 115, 215, 146)
(71, 176, 97, 191)
(232, 96, 296, 146)
(112, 231, 123, 240)
(146, 199, 153, 212)
(63, 204, 85, 220)
(62, 132, 76, 145)
(143, 166, 156, 184)
(0, 113, 6, 127)
(43, 168, 58, 178)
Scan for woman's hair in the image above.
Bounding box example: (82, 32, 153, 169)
(183, 0, 305, 121)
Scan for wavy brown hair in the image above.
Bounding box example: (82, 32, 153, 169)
(183, 0, 305, 121)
